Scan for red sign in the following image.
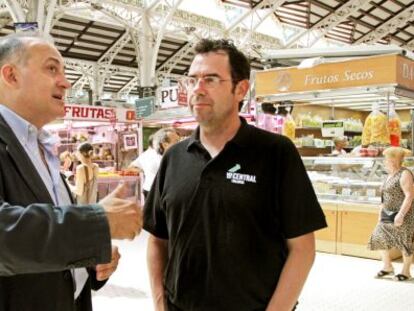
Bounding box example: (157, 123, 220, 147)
(178, 83, 187, 106)
(63, 105, 136, 123)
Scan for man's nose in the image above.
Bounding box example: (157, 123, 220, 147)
(192, 78, 207, 93)
(58, 74, 71, 89)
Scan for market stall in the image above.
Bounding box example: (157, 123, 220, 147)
(252, 53, 414, 260)
(46, 104, 142, 202)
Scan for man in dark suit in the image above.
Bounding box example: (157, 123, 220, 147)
(0, 33, 141, 310)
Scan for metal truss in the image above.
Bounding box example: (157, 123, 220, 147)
(97, 32, 130, 61)
(65, 57, 139, 97)
(285, 0, 370, 48)
(354, 4, 414, 44)
(71, 75, 90, 93)
(145, 0, 162, 12)
(65, 58, 139, 78)
(55, 0, 144, 27)
(97, 30, 133, 95)
(225, 0, 285, 34)
(236, 0, 286, 49)
(147, 0, 184, 82)
(156, 40, 194, 78)
(117, 76, 138, 97)
(163, 6, 224, 36)
(2, 0, 25, 21)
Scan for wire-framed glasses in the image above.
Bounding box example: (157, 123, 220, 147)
(180, 76, 232, 89)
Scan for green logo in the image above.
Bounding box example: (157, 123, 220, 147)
(228, 164, 241, 173)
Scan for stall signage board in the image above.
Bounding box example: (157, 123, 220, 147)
(135, 97, 155, 118)
(396, 55, 414, 90)
(160, 86, 179, 109)
(63, 104, 137, 123)
(321, 121, 344, 137)
(255, 54, 399, 96)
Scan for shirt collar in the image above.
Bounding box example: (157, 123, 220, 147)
(187, 117, 252, 151)
(0, 104, 58, 152)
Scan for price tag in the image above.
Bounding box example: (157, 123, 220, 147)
(321, 120, 344, 138)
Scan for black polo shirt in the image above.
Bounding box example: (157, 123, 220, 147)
(144, 118, 326, 311)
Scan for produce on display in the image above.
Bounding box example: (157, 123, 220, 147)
(388, 104, 401, 147)
(282, 112, 296, 141)
(361, 104, 390, 146)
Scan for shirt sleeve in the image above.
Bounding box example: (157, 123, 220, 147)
(0, 200, 111, 276)
(143, 160, 169, 240)
(277, 137, 327, 239)
(130, 156, 143, 169)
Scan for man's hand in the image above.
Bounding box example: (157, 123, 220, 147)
(99, 183, 142, 240)
(95, 245, 121, 281)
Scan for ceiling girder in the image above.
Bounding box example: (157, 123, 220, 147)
(354, 4, 414, 44)
(117, 76, 138, 96)
(285, 0, 371, 48)
(225, 0, 285, 33)
(2, 0, 25, 22)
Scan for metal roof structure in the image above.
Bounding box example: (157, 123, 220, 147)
(1, 0, 414, 102)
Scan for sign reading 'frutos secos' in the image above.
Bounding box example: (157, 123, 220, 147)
(304, 70, 374, 86)
(254, 54, 408, 96)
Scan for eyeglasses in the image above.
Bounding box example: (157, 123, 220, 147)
(180, 76, 232, 89)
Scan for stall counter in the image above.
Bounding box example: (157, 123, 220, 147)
(315, 200, 401, 260)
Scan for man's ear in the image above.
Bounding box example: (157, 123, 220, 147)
(0, 64, 19, 88)
(235, 79, 249, 102)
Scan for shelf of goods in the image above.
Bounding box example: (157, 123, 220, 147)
(252, 52, 414, 156)
(303, 156, 414, 260)
(47, 104, 143, 172)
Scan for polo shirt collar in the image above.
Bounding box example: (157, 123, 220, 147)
(186, 117, 251, 151)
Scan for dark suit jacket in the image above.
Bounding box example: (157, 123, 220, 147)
(0, 115, 107, 311)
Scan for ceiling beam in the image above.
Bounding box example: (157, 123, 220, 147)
(354, 4, 414, 44)
(3, 0, 25, 22)
(117, 76, 138, 97)
(284, 0, 370, 48)
(225, 0, 286, 34)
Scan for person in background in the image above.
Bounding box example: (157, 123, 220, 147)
(129, 128, 180, 199)
(331, 136, 347, 155)
(0, 33, 141, 311)
(144, 38, 326, 311)
(60, 150, 75, 172)
(68, 142, 99, 204)
(368, 146, 414, 281)
(152, 127, 180, 157)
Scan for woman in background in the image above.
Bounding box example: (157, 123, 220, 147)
(69, 142, 99, 204)
(368, 146, 414, 281)
(331, 136, 347, 155)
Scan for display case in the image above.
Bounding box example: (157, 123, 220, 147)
(303, 156, 414, 260)
(303, 156, 385, 205)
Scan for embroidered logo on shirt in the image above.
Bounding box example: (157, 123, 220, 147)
(226, 164, 257, 184)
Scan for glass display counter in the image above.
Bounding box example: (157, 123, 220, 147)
(303, 156, 384, 205)
(302, 156, 414, 260)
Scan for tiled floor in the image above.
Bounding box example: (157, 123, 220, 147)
(93, 232, 414, 311)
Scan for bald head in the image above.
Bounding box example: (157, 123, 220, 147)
(0, 33, 53, 67)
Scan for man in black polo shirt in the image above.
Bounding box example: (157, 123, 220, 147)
(144, 39, 327, 311)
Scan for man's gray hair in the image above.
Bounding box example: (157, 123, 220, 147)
(0, 32, 54, 67)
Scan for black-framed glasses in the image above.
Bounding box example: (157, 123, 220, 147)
(180, 76, 232, 89)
